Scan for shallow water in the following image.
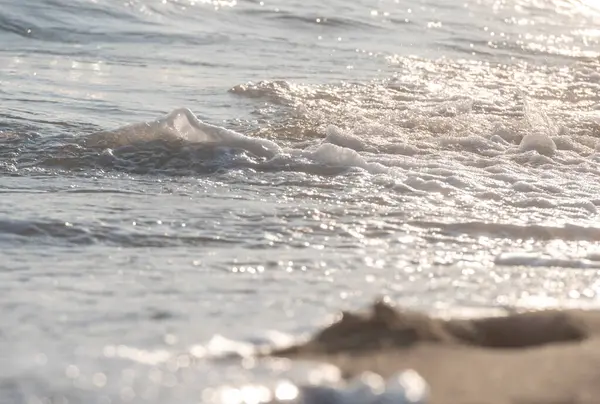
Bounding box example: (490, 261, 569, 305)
(1, 0, 600, 402)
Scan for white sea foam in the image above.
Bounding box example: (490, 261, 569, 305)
(83, 102, 600, 223)
(89, 109, 396, 174)
(88, 108, 282, 159)
(323, 125, 369, 152)
(518, 132, 557, 156)
(297, 143, 388, 174)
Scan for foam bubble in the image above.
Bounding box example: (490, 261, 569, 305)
(299, 143, 388, 174)
(518, 132, 557, 156)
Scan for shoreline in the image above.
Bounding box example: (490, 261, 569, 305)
(269, 301, 600, 404)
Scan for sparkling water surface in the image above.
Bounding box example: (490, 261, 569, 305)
(1, 0, 600, 402)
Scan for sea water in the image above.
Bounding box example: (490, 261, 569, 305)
(1, 0, 600, 402)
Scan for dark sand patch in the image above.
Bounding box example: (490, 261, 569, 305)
(270, 301, 600, 404)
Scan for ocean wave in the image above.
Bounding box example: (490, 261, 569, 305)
(0, 0, 146, 43)
(494, 251, 600, 268)
(0, 0, 229, 46)
(86, 108, 282, 158)
(0, 217, 236, 247)
(265, 11, 386, 31)
(2, 101, 600, 223)
(408, 221, 600, 241)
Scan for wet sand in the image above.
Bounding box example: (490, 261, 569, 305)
(271, 301, 600, 404)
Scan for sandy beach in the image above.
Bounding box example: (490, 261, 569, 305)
(272, 301, 600, 404)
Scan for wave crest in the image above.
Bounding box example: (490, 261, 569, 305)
(86, 108, 282, 159)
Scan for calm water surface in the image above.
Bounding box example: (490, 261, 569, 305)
(1, 0, 600, 402)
